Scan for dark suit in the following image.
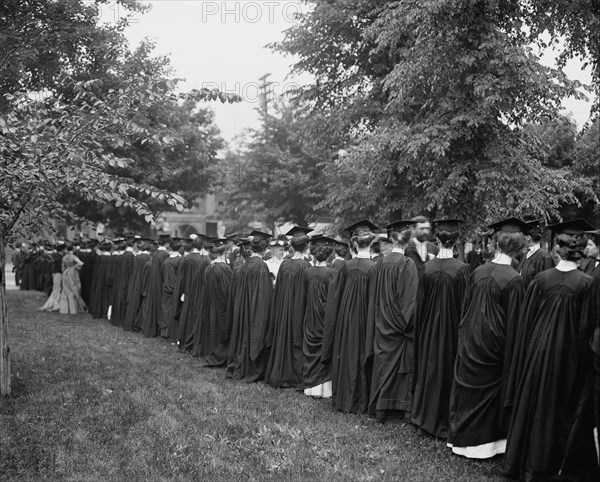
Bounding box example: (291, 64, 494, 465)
(405, 240, 438, 280)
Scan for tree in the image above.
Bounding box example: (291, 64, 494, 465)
(0, 0, 148, 113)
(0, 76, 238, 396)
(218, 102, 336, 231)
(0, 0, 240, 396)
(274, 0, 597, 231)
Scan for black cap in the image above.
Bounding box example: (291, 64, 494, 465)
(212, 237, 229, 246)
(525, 218, 544, 232)
(249, 230, 272, 240)
(335, 240, 349, 248)
(285, 226, 314, 237)
(157, 232, 171, 240)
(433, 219, 464, 233)
(385, 220, 412, 234)
(311, 236, 337, 245)
(546, 218, 596, 235)
(488, 217, 530, 234)
(344, 219, 379, 234)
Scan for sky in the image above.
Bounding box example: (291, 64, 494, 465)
(114, 0, 594, 146)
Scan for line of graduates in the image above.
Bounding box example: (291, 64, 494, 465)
(37, 216, 600, 481)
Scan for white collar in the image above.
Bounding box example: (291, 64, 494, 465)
(492, 252, 513, 265)
(125, 247, 134, 252)
(250, 253, 263, 258)
(157, 246, 167, 251)
(555, 259, 578, 272)
(169, 252, 181, 258)
(436, 247, 454, 259)
(391, 247, 405, 254)
(526, 244, 540, 258)
(356, 251, 370, 259)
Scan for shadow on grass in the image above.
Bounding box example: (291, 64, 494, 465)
(1, 290, 505, 480)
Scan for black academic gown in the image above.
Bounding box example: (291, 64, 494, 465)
(405, 240, 438, 281)
(302, 265, 336, 389)
(176, 253, 208, 351)
(182, 254, 211, 353)
(517, 247, 555, 287)
(162, 255, 182, 340)
(505, 268, 599, 482)
(265, 258, 312, 388)
(225, 256, 273, 382)
(581, 273, 600, 438)
(142, 248, 169, 337)
(78, 250, 95, 306)
(123, 252, 150, 331)
(366, 252, 418, 416)
(411, 257, 470, 438)
(111, 252, 134, 327)
(322, 256, 376, 413)
(89, 254, 111, 319)
(448, 262, 525, 449)
(196, 262, 233, 366)
(134, 256, 153, 331)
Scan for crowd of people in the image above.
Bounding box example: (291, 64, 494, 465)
(16, 215, 600, 481)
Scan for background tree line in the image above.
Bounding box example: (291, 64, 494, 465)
(219, 0, 599, 234)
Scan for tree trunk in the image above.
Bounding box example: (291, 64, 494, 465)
(0, 231, 11, 397)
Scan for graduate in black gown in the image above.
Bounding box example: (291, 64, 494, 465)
(196, 238, 233, 366)
(302, 237, 336, 398)
(134, 242, 156, 331)
(516, 219, 554, 286)
(331, 241, 348, 270)
(226, 232, 273, 382)
(265, 226, 313, 389)
(176, 236, 208, 350)
(322, 220, 378, 414)
(89, 241, 112, 319)
(181, 237, 211, 353)
(505, 218, 599, 482)
(411, 219, 470, 438)
(366, 221, 419, 422)
(123, 239, 151, 331)
(225, 240, 252, 376)
(162, 238, 183, 340)
(448, 217, 527, 459)
(109, 238, 129, 327)
(581, 266, 600, 448)
(141, 233, 170, 338)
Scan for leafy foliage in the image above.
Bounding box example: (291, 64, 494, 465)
(218, 103, 337, 231)
(0, 77, 237, 242)
(272, 0, 597, 231)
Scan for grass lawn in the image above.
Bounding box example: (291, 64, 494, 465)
(1, 290, 505, 480)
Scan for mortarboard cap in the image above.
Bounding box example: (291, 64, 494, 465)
(433, 219, 464, 233)
(285, 226, 314, 237)
(488, 217, 530, 234)
(249, 230, 272, 240)
(311, 236, 337, 245)
(344, 219, 379, 234)
(385, 220, 412, 234)
(157, 232, 171, 240)
(212, 237, 229, 246)
(546, 218, 596, 235)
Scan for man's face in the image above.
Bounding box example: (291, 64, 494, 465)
(585, 239, 599, 259)
(413, 222, 431, 242)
